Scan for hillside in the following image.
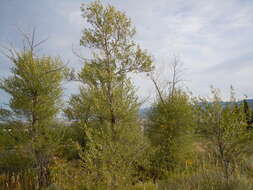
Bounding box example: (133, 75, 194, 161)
(246, 99, 253, 109)
(140, 99, 253, 118)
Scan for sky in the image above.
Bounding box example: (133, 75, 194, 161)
(0, 0, 253, 106)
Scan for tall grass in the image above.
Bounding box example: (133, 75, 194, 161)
(1, 154, 253, 190)
(0, 170, 37, 190)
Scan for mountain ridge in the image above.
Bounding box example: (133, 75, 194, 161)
(139, 99, 253, 117)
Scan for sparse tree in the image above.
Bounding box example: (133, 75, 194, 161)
(147, 56, 194, 179)
(196, 87, 253, 181)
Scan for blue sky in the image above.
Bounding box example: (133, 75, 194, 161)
(1, 0, 253, 106)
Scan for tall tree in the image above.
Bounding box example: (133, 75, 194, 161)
(65, 1, 153, 189)
(0, 31, 65, 189)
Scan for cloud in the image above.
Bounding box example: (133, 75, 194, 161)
(1, 0, 253, 106)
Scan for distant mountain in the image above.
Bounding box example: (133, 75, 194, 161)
(221, 99, 253, 109)
(138, 99, 253, 118)
(245, 99, 253, 110)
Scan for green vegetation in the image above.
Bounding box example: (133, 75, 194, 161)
(1, 1, 253, 190)
(0, 32, 66, 189)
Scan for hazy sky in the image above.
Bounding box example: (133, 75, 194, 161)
(1, 0, 253, 106)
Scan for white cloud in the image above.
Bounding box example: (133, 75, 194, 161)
(108, 0, 253, 99)
(1, 0, 253, 105)
(57, 0, 253, 100)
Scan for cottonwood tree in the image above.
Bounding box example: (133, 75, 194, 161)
(0, 30, 65, 189)
(65, 1, 153, 189)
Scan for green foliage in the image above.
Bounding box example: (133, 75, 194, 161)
(146, 90, 195, 179)
(77, 123, 149, 189)
(1, 1, 253, 190)
(0, 36, 66, 189)
(195, 87, 253, 180)
(63, 0, 154, 189)
(80, 0, 153, 74)
(243, 99, 253, 128)
(0, 52, 63, 123)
